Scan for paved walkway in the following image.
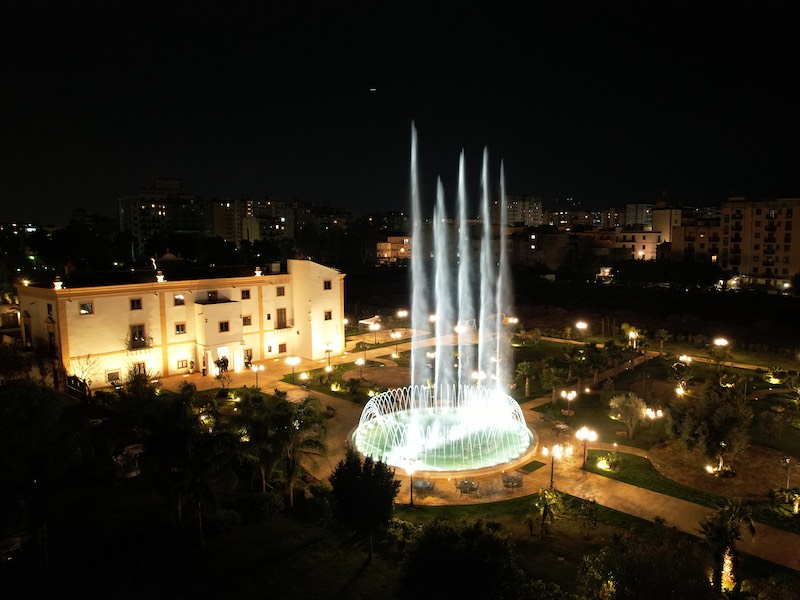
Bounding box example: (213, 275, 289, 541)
(157, 335, 800, 573)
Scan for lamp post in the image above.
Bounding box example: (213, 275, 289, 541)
(576, 321, 587, 339)
(355, 357, 365, 378)
(575, 426, 597, 470)
(370, 322, 381, 344)
(251, 364, 264, 388)
(542, 444, 564, 489)
(391, 330, 401, 357)
(325, 342, 333, 370)
(397, 309, 408, 333)
(783, 456, 794, 491)
(560, 389, 576, 418)
(407, 462, 416, 507)
(286, 356, 300, 384)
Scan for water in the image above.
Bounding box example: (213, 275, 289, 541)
(353, 124, 533, 471)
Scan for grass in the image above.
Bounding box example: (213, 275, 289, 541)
(520, 460, 545, 473)
(535, 398, 656, 451)
(585, 450, 723, 507)
(586, 450, 800, 534)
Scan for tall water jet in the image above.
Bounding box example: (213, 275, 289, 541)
(353, 123, 534, 472)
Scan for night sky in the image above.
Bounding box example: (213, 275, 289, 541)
(2, 1, 798, 225)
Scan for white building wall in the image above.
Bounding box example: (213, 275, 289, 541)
(17, 260, 345, 390)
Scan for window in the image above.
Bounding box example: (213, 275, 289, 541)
(219, 321, 230, 333)
(107, 371, 121, 385)
(79, 302, 93, 315)
(243, 315, 252, 326)
(278, 343, 287, 353)
(756, 208, 762, 215)
(175, 322, 186, 335)
(267, 345, 273, 353)
(130, 298, 142, 310)
(324, 310, 332, 321)
(177, 359, 188, 369)
(132, 362, 146, 375)
(276, 308, 287, 329)
(755, 221, 761, 227)
(267, 313, 272, 320)
(174, 294, 185, 306)
(130, 324, 146, 348)
(241, 289, 251, 300)
(323, 280, 332, 290)
(276, 286, 285, 297)
(47, 303, 53, 316)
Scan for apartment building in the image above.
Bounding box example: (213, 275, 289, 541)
(720, 197, 800, 288)
(18, 260, 345, 390)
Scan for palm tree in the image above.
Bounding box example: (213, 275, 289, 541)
(515, 361, 539, 397)
(170, 430, 239, 546)
(698, 498, 756, 594)
(271, 396, 327, 508)
(528, 487, 564, 539)
(655, 329, 671, 355)
(539, 364, 568, 403)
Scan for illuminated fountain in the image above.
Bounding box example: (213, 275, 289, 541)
(352, 125, 535, 472)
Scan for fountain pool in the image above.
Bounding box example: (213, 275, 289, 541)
(353, 384, 534, 472)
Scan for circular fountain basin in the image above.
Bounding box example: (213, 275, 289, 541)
(352, 384, 534, 472)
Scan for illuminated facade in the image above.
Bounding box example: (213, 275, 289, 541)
(18, 260, 345, 390)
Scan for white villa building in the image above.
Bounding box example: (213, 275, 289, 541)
(18, 259, 345, 390)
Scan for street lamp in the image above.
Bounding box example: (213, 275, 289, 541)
(286, 356, 300, 384)
(628, 330, 638, 350)
(576, 321, 587, 338)
(355, 357, 365, 378)
(325, 342, 333, 370)
(782, 456, 795, 491)
(645, 407, 664, 444)
(407, 462, 416, 507)
(251, 364, 264, 388)
(370, 322, 381, 344)
(560, 389, 577, 416)
(542, 444, 565, 489)
(576, 426, 597, 470)
(391, 330, 402, 357)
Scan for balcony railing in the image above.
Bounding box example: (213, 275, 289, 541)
(127, 336, 153, 350)
(731, 224, 743, 231)
(275, 319, 294, 331)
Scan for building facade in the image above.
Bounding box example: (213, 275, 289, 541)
(18, 260, 345, 390)
(720, 197, 800, 288)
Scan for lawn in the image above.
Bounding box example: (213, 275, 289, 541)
(585, 450, 800, 534)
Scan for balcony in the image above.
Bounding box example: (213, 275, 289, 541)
(731, 235, 742, 243)
(127, 336, 153, 350)
(765, 236, 777, 243)
(275, 319, 294, 331)
(764, 247, 776, 255)
(765, 224, 777, 232)
(729, 255, 741, 265)
(731, 246, 741, 254)
(731, 224, 743, 232)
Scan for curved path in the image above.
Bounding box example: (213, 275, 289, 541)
(158, 336, 800, 573)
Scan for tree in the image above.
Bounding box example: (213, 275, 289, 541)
(272, 395, 327, 508)
(0, 343, 33, 383)
(698, 498, 756, 594)
(655, 329, 671, 355)
(609, 392, 647, 439)
(515, 361, 538, 397)
(578, 499, 599, 539)
(540, 363, 568, 402)
(529, 487, 564, 539)
(329, 448, 400, 563)
(399, 518, 530, 600)
(579, 522, 712, 599)
(667, 380, 753, 472)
